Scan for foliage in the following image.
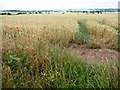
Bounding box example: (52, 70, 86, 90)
(74, 21, 90, 45)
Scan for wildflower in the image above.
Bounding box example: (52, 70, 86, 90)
(9, 28, 13, 30)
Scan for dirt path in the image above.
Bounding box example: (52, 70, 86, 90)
(69, 44, 119, 64)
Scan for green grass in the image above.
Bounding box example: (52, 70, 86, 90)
(74, 20, 101, 49)
(74, 20, 102, 49)
(74, 20, 90, 45)
(2, 42, 118, 88)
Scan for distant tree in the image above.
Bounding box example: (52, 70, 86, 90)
(35, 12, 37, 14)
(7, 12, 11, 15)
(38, 11, 42, 14)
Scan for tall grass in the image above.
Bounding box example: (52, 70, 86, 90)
(86, 20, 118, 49)
(74, 20, 101, 49)
(74, 20, 118, 50)
(74, 21, 90, 45)
(2, 14, 119, 88)
(2, 41, 118, 88)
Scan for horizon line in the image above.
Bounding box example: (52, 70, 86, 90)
(0, 8, 118, 11)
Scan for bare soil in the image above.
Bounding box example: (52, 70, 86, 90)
(69, 44, 119, 64)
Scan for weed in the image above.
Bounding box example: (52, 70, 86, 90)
(74, 21, 90, 45)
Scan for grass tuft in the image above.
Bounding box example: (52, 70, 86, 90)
(74, 21, 90, 45)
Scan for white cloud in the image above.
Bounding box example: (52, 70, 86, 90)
(0, 0, 119, 10)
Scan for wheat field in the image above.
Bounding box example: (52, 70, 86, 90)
(1, 12, 119, 88)
(2, 12, 118, 47)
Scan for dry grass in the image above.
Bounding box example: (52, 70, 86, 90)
(1, 12, 119, 88)
(2, 13, 118, 48)
(86, 20, 118, 48)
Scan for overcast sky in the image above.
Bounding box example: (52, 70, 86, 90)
(0, 0, 119, 10)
